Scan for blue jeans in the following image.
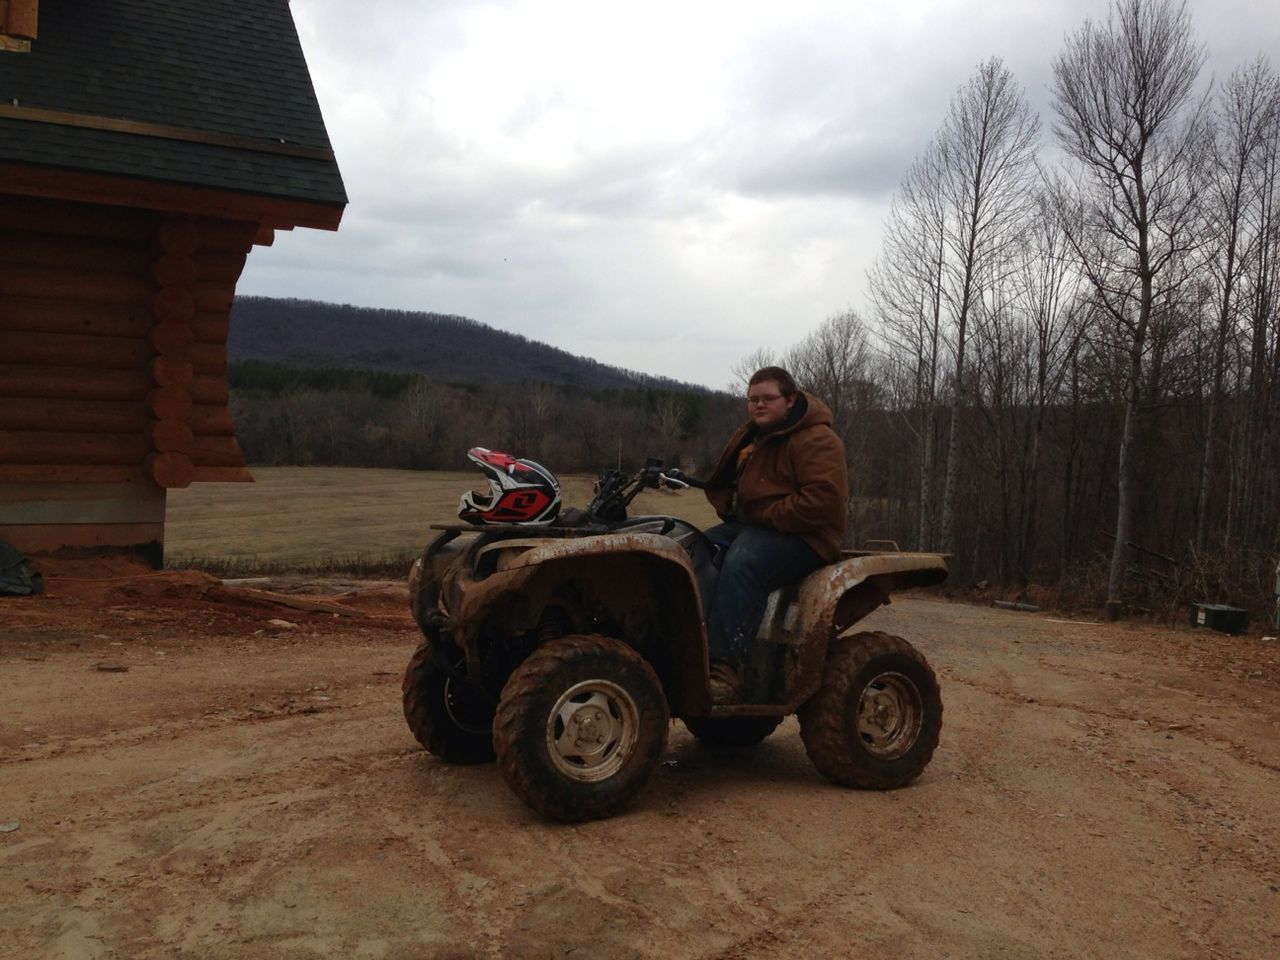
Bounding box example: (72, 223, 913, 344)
(705, 522, 826, 666)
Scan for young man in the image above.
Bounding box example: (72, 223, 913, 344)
(703, 366, 849, 703)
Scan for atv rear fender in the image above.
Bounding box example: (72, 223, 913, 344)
(750, 552, 948, 712)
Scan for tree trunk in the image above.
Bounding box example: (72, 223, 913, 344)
(1107, 326, 1147, 620)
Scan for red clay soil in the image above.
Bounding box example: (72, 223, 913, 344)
(2, 565, 1278, 959)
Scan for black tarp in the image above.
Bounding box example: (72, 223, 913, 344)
(0, 540, 43, 596)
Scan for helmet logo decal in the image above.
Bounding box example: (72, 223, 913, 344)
(459, 447, 561, 526)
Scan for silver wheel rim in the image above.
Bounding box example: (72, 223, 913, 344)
(546, 679, 639, 782)
(855, 671, 923, 760)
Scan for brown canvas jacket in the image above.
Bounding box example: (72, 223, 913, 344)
(705, 391, 849, 562)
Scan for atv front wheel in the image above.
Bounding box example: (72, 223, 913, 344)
(798, 631, 941, 789)
(402, 638, 496, 764)
(683, 715, 782, 748)
(494, 635, 669, 822)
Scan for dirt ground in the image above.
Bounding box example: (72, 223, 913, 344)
(2, 562, 1278, 960)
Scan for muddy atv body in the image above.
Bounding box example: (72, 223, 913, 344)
(403, 464, 947, 822)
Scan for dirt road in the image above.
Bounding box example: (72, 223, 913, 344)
(2, 570, 1278, 959)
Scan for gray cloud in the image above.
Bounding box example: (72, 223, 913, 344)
(240, 0, 1280, 388)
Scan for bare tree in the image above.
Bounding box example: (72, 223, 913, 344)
(932, 58, 1040, 556)
(871, 58, 1039, 556)
(869, 143, 948, 549)
(727, 347, 778, 395)
(651, 394, 687, 449)
(1195, 59, 1279, 552)
(1011, 198, 1085, 581)
(786, 309, 873, 438)
(1050, 0, 1207, 619)
(787, 310, 877, 544)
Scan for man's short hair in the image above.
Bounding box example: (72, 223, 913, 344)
(749, 366, 798, 397)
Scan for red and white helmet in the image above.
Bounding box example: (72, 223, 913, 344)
(458, 447, 561, 525)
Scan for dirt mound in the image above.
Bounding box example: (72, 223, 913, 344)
(28, 549, 156, 582)
(36, 566, 222, 604)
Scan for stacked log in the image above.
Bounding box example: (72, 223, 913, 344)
(0, 197, 257, 490)
(189, 219, 255, 483)
(144, 219, 198, 488)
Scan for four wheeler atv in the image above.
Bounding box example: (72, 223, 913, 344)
(403, 458, 947, 822)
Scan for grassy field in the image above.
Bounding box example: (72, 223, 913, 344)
(165, 466, 722, 573)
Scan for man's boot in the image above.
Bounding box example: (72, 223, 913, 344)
(708, 661, 745, 705)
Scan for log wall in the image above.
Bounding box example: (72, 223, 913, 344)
(0, 195, 259, 558)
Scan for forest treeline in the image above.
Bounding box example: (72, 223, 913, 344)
(229, 360, 743, 480)
(232, 0, 1279, 623)
(774, 0, 1280, 621)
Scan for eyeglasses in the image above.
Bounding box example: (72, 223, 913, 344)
(746, 393, 784, 406)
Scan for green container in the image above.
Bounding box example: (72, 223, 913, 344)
(1190, 602, 1248, 636)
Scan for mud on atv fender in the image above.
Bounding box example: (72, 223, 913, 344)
(443, 532, 712, 715)
(760, 553, 948, 711)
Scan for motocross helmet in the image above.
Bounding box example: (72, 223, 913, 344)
(458, 447, 561, 525)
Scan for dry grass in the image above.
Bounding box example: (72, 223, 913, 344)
(165, 466, 721, 574)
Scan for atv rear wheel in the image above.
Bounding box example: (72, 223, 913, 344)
(798, 631, 941, 789)
(494, 635, 669, 822)
(402, 638, 496, 764)
(682, 715, 782, 748)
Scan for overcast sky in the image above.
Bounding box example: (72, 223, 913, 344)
(237, 0, 1280, 390)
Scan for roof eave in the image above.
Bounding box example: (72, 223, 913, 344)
(0, 159, 345, 232)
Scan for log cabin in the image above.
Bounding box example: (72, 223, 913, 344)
(0, 0, 346, 565)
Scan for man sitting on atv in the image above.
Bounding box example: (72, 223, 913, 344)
(703, 365, 849, 703)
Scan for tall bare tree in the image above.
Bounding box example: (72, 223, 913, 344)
(871, 58, 1039, 555)
(1196, 59, 1280, 552)
(1050, 0, 1207, 619)
(966, 200, 1084, 583)
(1218, 60, 1280, 551)
(932, 58, 1040, 555)
(869, 143, 948, 550)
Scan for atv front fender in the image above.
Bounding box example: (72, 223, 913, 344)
(451, 531, 711, 714)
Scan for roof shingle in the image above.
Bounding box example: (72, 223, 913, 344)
(0, 0, 347, 210)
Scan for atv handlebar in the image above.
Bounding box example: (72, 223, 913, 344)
(585, 459, 707, 524)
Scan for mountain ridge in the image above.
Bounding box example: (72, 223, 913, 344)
(229, 296, 712, 394)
